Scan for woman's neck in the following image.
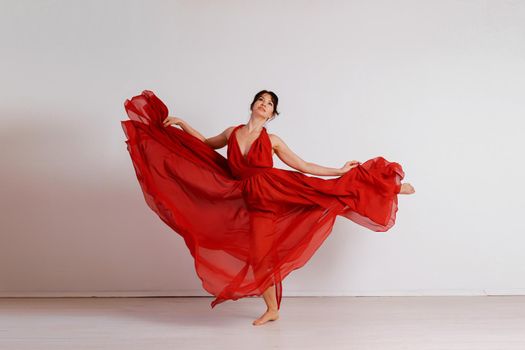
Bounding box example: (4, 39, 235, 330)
(245, 117, 267, 133)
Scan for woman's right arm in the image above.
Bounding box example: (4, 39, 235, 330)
(163, 116, 207, 142)
(203, 126, 235, 149)
(163, 116, 234, 149)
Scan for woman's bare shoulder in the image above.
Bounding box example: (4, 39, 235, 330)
(268, 132, 283, 144)
(224, 125, 237, 140)
(267, 133, 283, 154)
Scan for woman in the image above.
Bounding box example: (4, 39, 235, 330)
(121, 90, 415, 326)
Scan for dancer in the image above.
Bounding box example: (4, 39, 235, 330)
(121, 90, 415, 326)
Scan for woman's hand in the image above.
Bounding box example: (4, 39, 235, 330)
(339, 160, 361, 175)
(162, 116, 184, 128)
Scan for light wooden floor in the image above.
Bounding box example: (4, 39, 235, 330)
(1, 296, 524, 349)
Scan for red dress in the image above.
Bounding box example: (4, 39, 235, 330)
(121, 90, 405, 310)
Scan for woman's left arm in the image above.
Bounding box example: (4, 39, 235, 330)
(270, 134, 357, 176)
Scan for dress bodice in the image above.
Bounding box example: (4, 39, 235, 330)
(227, 124, 273, 179)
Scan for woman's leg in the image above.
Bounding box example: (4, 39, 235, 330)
(261, 283, 278, 311)
(249, 211, 280, 325)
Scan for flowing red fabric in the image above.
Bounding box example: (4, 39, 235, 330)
(121, 90, 405, 310)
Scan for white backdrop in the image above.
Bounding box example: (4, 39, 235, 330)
(1, 0, 524, 298)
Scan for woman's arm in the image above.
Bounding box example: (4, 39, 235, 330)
(270, 134, 359, 176)
(163, 116, 234, 149)
(203, 126, 235, 149)
(179, 120, 207, 141)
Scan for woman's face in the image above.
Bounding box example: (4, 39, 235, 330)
(252, 93, 274, 120)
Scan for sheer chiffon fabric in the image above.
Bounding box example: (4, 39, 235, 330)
(121, 90, 405, 310)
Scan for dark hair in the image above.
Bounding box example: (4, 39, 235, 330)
(250, 90, 280, 121)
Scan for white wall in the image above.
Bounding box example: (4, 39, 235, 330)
(1, 0, 524, 297)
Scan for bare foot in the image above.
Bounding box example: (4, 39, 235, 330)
(252, 309, 279, 326)
(399, 182, 415, 194)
